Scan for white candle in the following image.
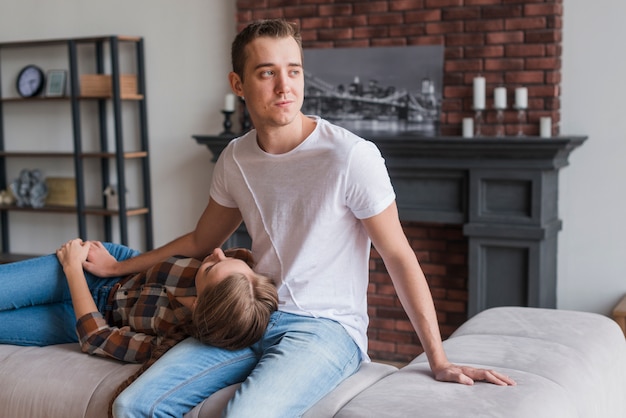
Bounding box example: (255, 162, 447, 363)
(462, 118, 474, 138)
(473, 77, 485, 110)
(494, 87, 507, 109)
(540, 116, 552, 138)
(224, 93, 236, 112)
(515, 87, 528, 109)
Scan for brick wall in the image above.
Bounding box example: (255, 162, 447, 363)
(236, 0, 562, 137)
(235, 0, 562, 362)
(369, 222, 468, 363)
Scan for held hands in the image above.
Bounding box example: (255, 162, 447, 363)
(56, 238, 90, 271)
(434, 363, 516, 386)
(82, 240, 118, 277)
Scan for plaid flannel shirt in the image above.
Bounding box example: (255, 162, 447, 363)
(75, 256, 201, 363)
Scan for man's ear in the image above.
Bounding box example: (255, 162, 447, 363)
(228, 72, 243, 97)
(191, 298, 197, 312)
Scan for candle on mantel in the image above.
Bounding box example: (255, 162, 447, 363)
(224, 93, 236, 112)
(494, 87, 507, 109)
(462, 117, 474, 138)
(515, 87, 528, 109)
(540, 116, 552, 138)
(473, 76, 486, 110)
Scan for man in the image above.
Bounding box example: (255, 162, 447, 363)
(89, 19, 515, 418)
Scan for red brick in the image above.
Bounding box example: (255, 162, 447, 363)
(526, 30, 562, 44)
(465, 19, 505, 33)
(405, 9, 442, 23)
(353, 1, 388, 14)
(505, 44, 545, 57)
(389, 24, 426, 38)
(371, 38, 408, 47)
(545, 70, 561, 84)
(505, 17, 547, 30)
(484, 57, 524, 71)
(445, 59, 483, 72)
(464, 45, 504, 58)
(426, 21, 464, 35)
(237, 0, 267, 9)
(333, 15, 368, 28)
(442, 7, 481, 21)
(444, 85, 472, 99)
(486, 31, 524, 44)
(524, 3, 563, 17)
(465, 0, 503, 4)
(408, 35, 445, 46)
(317, 27, 353, 41)
(354, 25, 390, 39)
(251, 8, 284, 19)
(390, 0, 426, 12)
(482, 5, 523, 19)
(283, 5, 318, 18)
(425, 0, 462, 7)
(368, 12, 405, 26)
(526, 57, 561, 70)
(446, 33, 485, 46)
(504, 71, 545, 84)
(318, 4, 352, 16)
(529, 85, 559, 98)
(300, 17, 332, 30)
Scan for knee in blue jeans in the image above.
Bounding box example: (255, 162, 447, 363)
(112, 391, 149, 418)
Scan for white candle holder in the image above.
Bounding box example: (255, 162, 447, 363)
(495, 108, 505, 137)
(514, 105, 527, 137)
(473, 108, 484, 137)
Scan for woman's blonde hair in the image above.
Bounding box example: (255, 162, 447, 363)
(193, 271, 278, 350)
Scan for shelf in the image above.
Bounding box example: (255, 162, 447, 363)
(0, 204, 150, 217)
(0, 95, 144, 102)
(0, 35, 154, 252)
(0, 35, 142, 49)
(0, 151, 148, 158)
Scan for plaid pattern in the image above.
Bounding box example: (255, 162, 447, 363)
(75, 256, 201, 363)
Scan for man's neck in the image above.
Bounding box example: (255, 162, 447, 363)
(256, 113, 316, 154)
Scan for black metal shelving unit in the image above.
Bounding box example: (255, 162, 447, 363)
(0, 35, 153, 261)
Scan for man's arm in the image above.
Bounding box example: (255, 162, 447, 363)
(361, 201, 515, 386)
(83, 198, 243, 277)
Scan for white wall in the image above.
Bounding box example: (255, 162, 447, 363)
(0, 0, 236, 252)
(560, 0, 626, 314)
(1, 0, 623, 315)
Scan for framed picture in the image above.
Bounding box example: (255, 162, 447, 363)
(45, 70, 67, 97)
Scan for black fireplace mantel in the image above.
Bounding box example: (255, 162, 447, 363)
(193, 133, 586, 316)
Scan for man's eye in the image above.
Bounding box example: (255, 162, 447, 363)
(261, 70, 274, 78)
(290, 70, 300, 76)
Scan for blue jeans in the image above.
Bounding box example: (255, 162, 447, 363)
(113, 311, 362, 418)
(0, 243, 139, 346)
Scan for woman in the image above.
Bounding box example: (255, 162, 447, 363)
(0, 239, 278, 362)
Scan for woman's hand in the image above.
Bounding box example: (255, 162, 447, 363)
(56, 238, 98, 319)
(82, 240, 119, 277)
(56, 238, 90, 272)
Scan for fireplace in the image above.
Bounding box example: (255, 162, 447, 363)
(195, 133, 585, 362)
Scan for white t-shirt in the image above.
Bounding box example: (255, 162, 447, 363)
(210, 116, 396, 357)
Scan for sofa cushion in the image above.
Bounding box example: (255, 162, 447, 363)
(336, 307, 626, 418)
(184, 361, 398, 418)
(0, 343, 140, 418)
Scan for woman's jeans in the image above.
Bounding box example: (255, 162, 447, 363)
(0, 243, 139, 345)
(113, 311, 362, 418)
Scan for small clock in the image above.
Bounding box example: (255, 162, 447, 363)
(16, 65, 45, 98)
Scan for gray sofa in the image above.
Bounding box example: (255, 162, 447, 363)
(1, 307, 624, 417)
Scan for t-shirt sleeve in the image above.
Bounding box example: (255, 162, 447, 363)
(345, 140, 396, 219)
(209, 144, 239, 208)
